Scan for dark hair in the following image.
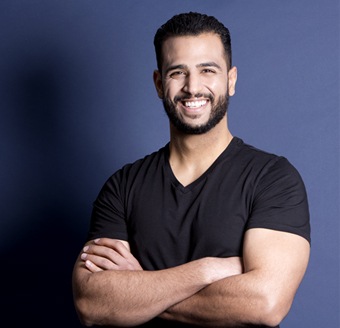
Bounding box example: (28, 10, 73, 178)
(154, 12, 232, 72)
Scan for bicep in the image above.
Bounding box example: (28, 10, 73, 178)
(243, 228, 310, 304)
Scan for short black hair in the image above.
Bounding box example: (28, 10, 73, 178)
(154, 12, 232, 72)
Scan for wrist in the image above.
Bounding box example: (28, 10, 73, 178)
(197, 257, 243, 285)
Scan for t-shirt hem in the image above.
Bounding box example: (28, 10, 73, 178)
(246, 224, 311, 244)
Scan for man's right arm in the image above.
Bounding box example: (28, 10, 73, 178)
(72, 238, 242, 327)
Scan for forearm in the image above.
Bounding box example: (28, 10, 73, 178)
(73, 257, 223, 327)
(160, 229, 310, 327)
(161, 271, 285, 327)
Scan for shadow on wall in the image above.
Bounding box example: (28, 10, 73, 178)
(1, 44, 89, 326)
(2, 215, 83, 327)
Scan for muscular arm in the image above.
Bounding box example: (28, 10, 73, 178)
(72, 238, 243, 327)
(161, 228, 310, 327)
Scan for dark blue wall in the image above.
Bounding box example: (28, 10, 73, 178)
(1, 1, 339, 327)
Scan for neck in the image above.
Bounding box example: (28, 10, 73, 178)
(170, 118, 232, 160)
(168, 117, 233, 186)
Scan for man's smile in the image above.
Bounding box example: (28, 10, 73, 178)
(182, 99, 208, 109)
(178, 99, 210, 116)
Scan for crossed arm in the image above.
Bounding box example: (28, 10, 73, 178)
(72, 228, 310, 327)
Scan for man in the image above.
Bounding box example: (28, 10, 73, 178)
(72, 12, 310, 327)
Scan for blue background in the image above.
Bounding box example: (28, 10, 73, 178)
(0, 1, 339, 327)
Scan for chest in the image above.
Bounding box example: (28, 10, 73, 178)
(126, 168, 254, 269)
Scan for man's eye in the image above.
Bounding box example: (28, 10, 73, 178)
(202, 69, 215, 74)
(169, 71, 185, 79)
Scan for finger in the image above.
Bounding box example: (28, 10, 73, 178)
(84, 244, 128, 267)
(94, 238, 130, 256)
(84, 259, 103, 273)
(87, 241, 136, 266)
(86, 239, 143, 270)
(94, 239, 142, 269)
(83, 247, 142, 271)
(106, 243, 143, 270)
(81, 252, 119, 271)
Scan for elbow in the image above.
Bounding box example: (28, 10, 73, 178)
(74, 293, 141, 327)
(74, 296, 96, 327)
(257, 293, 292, 327)
(73, 277, 97, 326)
(73, 282, 103, 326)
(72, 269, 112, 326)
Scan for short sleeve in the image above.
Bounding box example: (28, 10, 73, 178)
(87, 170, 128, 242)
(246, 157, 311, 243)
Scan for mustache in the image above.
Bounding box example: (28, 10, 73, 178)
(174, 93, 214, 103)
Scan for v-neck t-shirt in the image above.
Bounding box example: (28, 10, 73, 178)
(88, 137, 310, 270)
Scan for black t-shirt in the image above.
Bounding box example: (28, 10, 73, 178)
(87, 137, 310, 327)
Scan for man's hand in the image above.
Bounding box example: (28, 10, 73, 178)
(80, 238, 143, 272)
(73, 238, 244, 326)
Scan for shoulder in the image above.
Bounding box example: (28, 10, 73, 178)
(232, 137, 300, 181)
(233, 137, 280, 164)
(105, 145, 168, 188)
(236, 138, 306, 196)
(93, 145, 168, 208)
(234, 139, 310, 243)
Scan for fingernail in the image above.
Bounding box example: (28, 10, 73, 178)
(83, 246, 89, 252)
(85, 260, 92, 268)
(81, 253, 87, 260)
(94, 238, 100, 244)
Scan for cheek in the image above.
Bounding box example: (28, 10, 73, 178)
(214, 79, 228, 94)
(164, 80, 184, 98)
(202, 77, 227, 95)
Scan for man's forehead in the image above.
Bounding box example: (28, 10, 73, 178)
(161, 33, 226, 69)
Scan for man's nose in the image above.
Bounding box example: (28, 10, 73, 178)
(182, 73, 202, 96)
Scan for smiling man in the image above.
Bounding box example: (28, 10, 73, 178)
(72, 12, 310, 328)
(156, 32, 235, 136)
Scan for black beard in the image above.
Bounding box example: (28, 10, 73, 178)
(162, 93, 229, 135)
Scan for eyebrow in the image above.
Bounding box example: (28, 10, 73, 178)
(165, 64, 187, 75)
(165, 62, 222, 75)
(197, 62, 222, 70)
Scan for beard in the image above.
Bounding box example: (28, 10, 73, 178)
(162, 92, 229, 135)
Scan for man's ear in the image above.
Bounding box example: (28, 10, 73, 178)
(153, 70, 164, 99)
(228, 66, 237, 97)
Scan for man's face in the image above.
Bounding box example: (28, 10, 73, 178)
(154, 32, 237, 134)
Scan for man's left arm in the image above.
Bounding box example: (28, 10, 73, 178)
(161, 228, 310, 327)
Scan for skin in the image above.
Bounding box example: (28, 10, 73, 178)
(74, 239, 243, 326)
(72, 32, 310, 327)
(153, 33, 237, 186)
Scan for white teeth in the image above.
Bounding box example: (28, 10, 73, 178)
(184, 100, 207, 108)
